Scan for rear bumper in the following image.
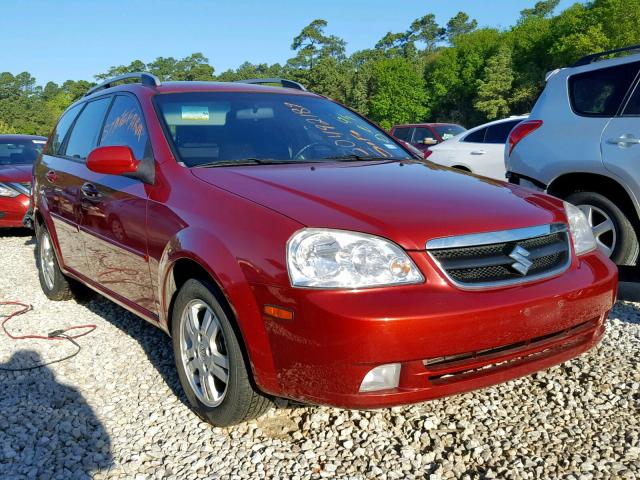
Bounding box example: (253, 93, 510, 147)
(0, 195, 29, 228)
(253, 250, 617, 408)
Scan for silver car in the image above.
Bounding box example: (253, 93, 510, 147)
(506, 46, 640, 265)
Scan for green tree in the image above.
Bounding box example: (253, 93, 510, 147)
(368, 58, 428, 130)
(408, 14, 444, 52)
(474, 47, 515, 120)
(289, 19, 346, 71)
(520, 0, 561, 19)
(445, 12, 478, 42)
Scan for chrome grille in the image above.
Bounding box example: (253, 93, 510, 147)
(426, 224, 571, 289)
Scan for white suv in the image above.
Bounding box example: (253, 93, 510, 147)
(506, 46, 640, 265)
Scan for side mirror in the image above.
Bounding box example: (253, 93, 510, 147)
(87, 146, 139, 176)
(423, 137, 438, 145)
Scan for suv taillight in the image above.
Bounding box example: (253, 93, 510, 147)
(507, 120, 542, 156)
(423, 149, 433, 159)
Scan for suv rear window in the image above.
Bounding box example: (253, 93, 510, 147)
(155, 92, 411, 167)
(569, 61, 640, 117)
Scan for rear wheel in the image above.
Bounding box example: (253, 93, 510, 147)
(171, 279, 272, 426)
(565, 191, 639, 265)
(35, 225, 74, 301)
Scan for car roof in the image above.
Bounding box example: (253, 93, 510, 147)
(0, 134, 47, 141)
(82, 81, 320, 101)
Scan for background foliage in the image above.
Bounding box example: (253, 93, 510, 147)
(2, 0, 639, 136)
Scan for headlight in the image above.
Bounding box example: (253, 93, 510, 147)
(0, 183, 19, 198)
(564, 201, 597, 255)
(287, 228, 424, 288)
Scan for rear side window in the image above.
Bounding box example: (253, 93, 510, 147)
(569, 62, 640, 116)
(484, 120, 522, 144)
(463, 128, 486, 143)
(100, 95, 149, 160)
(392, 127, 411, 141)
(412, 127, 436, 144)
(63, 97, 112, 160)
(48, 103, 83, 155)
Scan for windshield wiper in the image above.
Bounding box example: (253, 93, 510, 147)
(321, 154, 402, 162)
(194, 158, 302, 168)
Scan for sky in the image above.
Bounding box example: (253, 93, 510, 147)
(1, 0, 581, 85)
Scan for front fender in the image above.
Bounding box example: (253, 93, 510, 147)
(158, 226, 280, 394)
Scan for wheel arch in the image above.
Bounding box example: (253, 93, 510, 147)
(547, 172, 639, 223)
(159, 236, 280, 395)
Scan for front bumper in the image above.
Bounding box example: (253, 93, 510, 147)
(0, 195, 30, 228)
(253, 250, 617, 408)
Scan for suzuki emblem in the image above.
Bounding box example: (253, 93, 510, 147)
(509, 245, 533, 275)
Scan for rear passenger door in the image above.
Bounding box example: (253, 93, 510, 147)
(78, 94, 156, 314)
(479, 120, 522, 179)
(600, 64, 640, 194)
(39, 98, 112, 276)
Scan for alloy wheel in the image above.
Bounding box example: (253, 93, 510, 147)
(39, 231, 56, 290)
(179, 299, 230, 407)
(577, 204, 617, 258)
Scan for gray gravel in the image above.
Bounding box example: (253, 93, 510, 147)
(0, 230, 638, 479)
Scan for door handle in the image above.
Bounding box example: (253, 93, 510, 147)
(607, 134, 640, 147)
(471, 150, 486, 155)
(80, 182, 99, 198)
(46, 170, 57, 183)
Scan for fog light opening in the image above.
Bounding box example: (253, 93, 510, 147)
(359, 363, 401, 392)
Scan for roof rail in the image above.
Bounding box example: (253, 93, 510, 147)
(234, 78, 307, 91)
(571, 44, 640, 67)
(85, 72, 161, 97)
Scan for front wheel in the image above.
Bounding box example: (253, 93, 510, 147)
(171, 279, 272, 426)
(565, 191, 639, 265)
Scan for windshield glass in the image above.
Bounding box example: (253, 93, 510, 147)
(433, 124, 466, 141)
(155, 92, 411, 167)
(0, 138, 45, 165)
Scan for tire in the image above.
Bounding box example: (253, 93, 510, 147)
(35, 224, 74, 301)
(565, 191, 639, 265)
(171, 279, 272, 426)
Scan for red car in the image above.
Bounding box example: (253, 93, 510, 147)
(0, 134, 46, 228)
(390, 123, 466, 152)
(33, 74, 617, 426)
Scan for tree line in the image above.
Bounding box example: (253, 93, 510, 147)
(1, 0, 639, 136)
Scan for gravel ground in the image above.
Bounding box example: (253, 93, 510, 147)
(0, 230, 638, 480)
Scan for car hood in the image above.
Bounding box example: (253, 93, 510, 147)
(192, 161, 566, 250)
(0, 164, 32, 183)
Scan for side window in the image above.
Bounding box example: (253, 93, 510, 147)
(100, 95, 149, 160)
(47, 103, 83, 155)
(484, 120, 521, 144)
(392, 127, 411, 141)
(63, 97, 112, 160)
(569, 61, 640, 116)
(412, 127, 436, 144)
(623, 83, 640, 116)
(462, 128, 486, 143)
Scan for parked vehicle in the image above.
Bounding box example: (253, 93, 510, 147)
(0, 134, 46, 228)
(426, 116, 527, 180)
(33, 74, 616, 426)
(390, 123, 465, 152)
(507, 46, 640, 265)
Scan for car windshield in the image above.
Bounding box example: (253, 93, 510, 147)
(433, 124, 466, 141)
(154, 92, 412, 167)
(0, 138, 45, 165)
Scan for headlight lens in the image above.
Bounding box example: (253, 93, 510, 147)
(0, 183, 19, 198)
(287, 229, 424, 288)
(564, 201, 597, 255)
